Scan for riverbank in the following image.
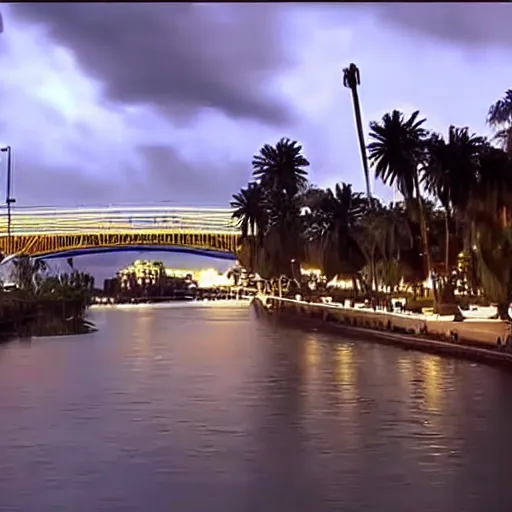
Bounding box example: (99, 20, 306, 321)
(94, 286, 256, 305)
(91, 297, 252, 310)
(0, 295, 95, 342)
(254, 295, 512, 370)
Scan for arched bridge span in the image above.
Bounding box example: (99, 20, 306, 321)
(0, 205, 241, 260)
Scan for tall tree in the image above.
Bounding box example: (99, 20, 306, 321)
(235, 137, 311, 277)
(231, 182, 266, 272)
(373, 203, 413, 292)
(474, 145, 512, 228)
(230, 182, 265, 239)
(343, 63, 372, 200)
(308, 182, 366, 280)
(470, 205, 512, 319)
(423, 126, 485, 273)
(466, 145, 512, 318)
(252, 137, 309, 198)
(367, 110, 434, 291)
(488, 89, 512, 155)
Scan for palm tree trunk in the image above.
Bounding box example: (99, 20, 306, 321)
(350, 87, 372, 200)
(371, 246, 378, 293)
(352, 275, 358, 294)
(501, 206, 508, 229)
(249, 236, 255, 273)
(412, 175, 435, 302)
(507, 127, 512, 156)
(444, 209, 450, 274)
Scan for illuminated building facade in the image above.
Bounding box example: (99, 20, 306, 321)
(118, 260, 168, 290)
(102, 260, 249, 301)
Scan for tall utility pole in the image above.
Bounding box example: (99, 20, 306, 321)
(1, 146, 15, 254)
(0, 14, 3, 262)
(343, 63, 372, 201)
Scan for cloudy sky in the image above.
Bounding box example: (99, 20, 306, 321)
(0, 3, 511, 281)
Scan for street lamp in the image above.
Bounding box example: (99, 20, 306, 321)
(1, 146, 15, 253)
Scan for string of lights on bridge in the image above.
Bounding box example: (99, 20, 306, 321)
(0, 206, 240, 236)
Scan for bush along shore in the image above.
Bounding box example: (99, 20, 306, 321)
(0, 256, 96, 342)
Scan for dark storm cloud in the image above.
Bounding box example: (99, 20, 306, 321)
(12, 160, 118, 207)
(11, 3, 294, 126)
(11, 144, 249, 208)
(372, 4, 512, 48)
(138, 144, 248, 206)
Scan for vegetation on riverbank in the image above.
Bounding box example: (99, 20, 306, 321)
(0, 256, 95, 340)
(231, 84, 512, 317)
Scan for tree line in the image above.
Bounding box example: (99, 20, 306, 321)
(4, 256, 95, 304)
(231, 88, 512, 318)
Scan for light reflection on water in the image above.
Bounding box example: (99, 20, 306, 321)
(0, 304, 512, 511)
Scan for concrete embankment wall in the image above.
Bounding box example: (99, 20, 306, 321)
(253, 295, 512, 371)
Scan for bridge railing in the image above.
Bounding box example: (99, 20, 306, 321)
(0, 206, 240, 235)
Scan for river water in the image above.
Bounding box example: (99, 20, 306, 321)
(1, 303, 512, 512)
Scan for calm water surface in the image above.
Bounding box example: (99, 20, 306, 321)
(1, 303, 512, 511)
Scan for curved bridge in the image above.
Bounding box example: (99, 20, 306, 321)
(0, 205, 241, 260)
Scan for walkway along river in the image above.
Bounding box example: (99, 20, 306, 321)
(254, 295, 512, 368)
(1, 302, 512, 511)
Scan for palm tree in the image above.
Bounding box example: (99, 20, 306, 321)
(343, 63, 371, 200)
(423, 127, 485, 273)
(372, 203, 414, 292)
(487, 89, 512, 155)
(230, 182, 265, 239)
(250, 138, 310, 277)
(297, 184, 327, 214)
(320, 183, 366, 238)
(464, 144, 512, 318)
(474, 145, 512, 228)
(231, 182, 267, 273)
(252, 138, 309, 198)
(470, 207, 512, 319)
(314, 182, 366, 281)
(379, 202, 413, 262)
(368, 110, 434, 290)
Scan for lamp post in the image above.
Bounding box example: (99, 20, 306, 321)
(1, 146, 15, 254)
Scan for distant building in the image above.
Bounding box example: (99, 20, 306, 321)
(117, 260, 166, 289)
(101, 259, 250, 299)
